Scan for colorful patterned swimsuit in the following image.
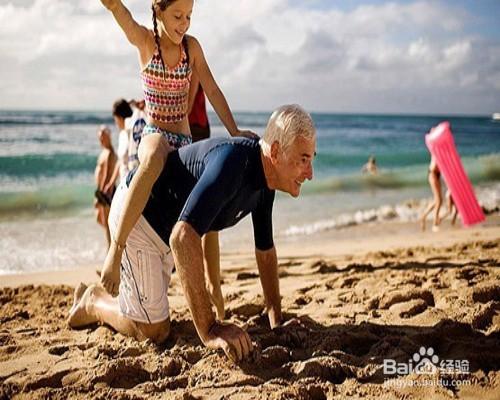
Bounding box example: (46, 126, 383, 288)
(141, 38, 192, 149)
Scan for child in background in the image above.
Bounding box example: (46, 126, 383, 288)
(99, 0, 255, 317)
(106, 99, 133, 189)
(126, 99, 147, 173)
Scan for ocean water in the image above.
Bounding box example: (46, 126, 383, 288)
(1, 110, 499, 274)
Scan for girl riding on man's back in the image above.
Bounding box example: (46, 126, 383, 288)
(99, 0, 255, 319)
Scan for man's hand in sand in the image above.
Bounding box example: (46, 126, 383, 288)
(100, 242, 123, 297)
(204, 321, 253, 362)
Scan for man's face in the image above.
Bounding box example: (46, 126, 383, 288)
(273, 136, 316, 197)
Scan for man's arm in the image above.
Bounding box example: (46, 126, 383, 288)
(170, 222, 252, 361)
(255, 246, 282, 328)
(170, 222, 215, 340)
(169, 148, 254, 360)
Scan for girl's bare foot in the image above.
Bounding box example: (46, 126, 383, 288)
(69, 282, 87, 315)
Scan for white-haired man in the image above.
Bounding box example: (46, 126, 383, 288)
(69, 104, 316, 362)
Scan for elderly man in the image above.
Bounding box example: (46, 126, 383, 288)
(68, 104, 316, 362)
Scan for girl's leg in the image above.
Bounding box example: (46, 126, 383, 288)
(101, 133, 171, 296)
(420, 201, 435, 231)
(202, 231, 225, 320)
(430, 177, 443, 229)
(445, 190, 459, 226)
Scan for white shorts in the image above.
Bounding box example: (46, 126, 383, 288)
(108, 182, 174, 324)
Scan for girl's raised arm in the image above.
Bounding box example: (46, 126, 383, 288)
(101, 0, 150, 49)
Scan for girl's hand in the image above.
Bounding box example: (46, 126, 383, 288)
(100, 0, 121, 12)
(100, 242, 123, 297)
(236, 129, 259, 140)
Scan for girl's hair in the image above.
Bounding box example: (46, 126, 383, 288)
(152, 1, 170, 79)
(152, 0, 188, 80)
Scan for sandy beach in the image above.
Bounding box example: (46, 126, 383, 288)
(1, 218, 499, 399)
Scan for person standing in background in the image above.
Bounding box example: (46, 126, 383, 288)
(126, 99, 147, 173)
(420, 157, 446, 232)
(94, 125, 118, 248)
(105, 99, 133, 193)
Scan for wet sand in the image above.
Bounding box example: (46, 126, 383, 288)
(1, 220, 499, 399)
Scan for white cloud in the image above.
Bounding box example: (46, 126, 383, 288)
(0, 0, 498, 114)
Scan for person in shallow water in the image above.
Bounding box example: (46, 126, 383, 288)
(68, 104, 316, 362)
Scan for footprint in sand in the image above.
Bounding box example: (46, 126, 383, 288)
(378, 289, 435, 309)
(455, 266, 488, 282)
(93, 359, 151, 389)
(470, 283, 500, 303)
(470, 302, 500, 332)
(118, 346, 147, 358)
(390, 299, 429, 319)
(151, 357, 185, 379)
(288, 357, 349, 384)
(24, 369, 73, 391)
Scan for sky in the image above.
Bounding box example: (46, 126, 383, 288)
(0, 0, 499, 114)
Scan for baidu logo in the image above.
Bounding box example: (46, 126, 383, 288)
(412, 346, 439, 374)
(384, 346, 469, 376)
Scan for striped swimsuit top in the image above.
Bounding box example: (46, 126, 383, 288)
(141, 41, 192, 124)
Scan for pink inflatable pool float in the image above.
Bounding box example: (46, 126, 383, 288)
(425, 122, 485, 227)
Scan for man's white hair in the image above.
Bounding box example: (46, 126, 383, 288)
(261, 104, 315, 154)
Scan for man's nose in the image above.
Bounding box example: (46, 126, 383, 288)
(305, 161, 313, 180)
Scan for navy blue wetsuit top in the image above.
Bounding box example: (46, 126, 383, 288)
(138, 137, 275, 251)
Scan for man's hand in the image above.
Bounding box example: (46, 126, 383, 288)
(100, 242, 123, 297)
(204, 321, 253, 362)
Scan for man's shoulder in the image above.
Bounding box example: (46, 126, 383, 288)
(211, 136, 261, 152)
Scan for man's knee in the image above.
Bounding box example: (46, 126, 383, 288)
(136, 318, 171, 344)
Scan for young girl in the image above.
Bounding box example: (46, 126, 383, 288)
(420, 157, 456, 231)
(99, 0, 254, 318)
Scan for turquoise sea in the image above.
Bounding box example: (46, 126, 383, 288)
(1, 110, 499, 274)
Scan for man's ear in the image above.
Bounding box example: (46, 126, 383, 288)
(270, 141, 280, 164)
